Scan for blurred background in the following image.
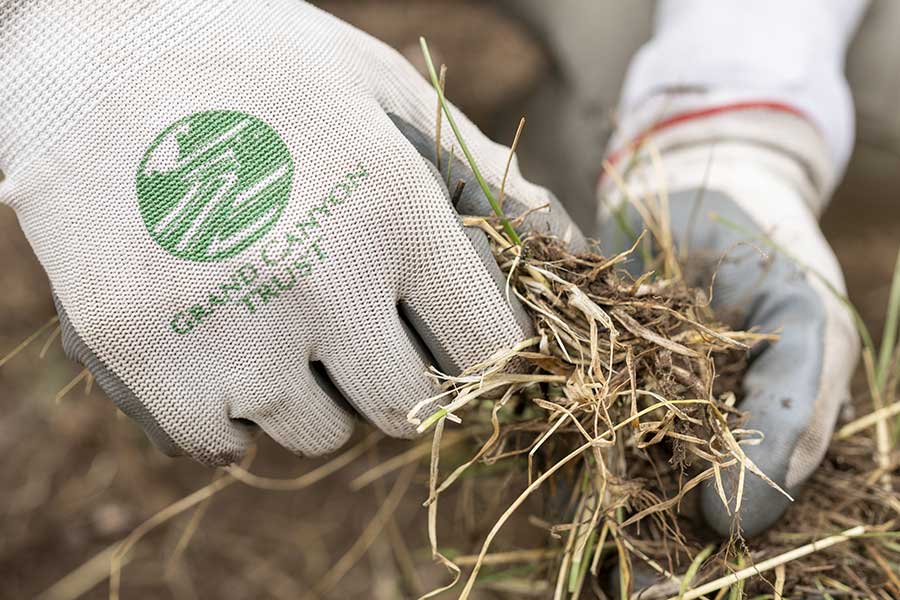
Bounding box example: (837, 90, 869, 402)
(2, 1, 899, 598)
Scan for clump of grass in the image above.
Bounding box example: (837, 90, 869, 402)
(404, 200, 900, 599)
(407, 214, 775, 599)
(413, 36, 900, 599)
(419, 35, 764, 598)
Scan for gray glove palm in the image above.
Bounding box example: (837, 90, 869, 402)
(0, 0, 583, 464)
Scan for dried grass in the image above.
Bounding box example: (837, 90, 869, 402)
(401, 214, 900, 598)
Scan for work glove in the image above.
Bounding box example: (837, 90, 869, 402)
(0, 0, 584, 465)
(599, 106, 859, 537)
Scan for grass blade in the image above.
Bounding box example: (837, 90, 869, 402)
(877, 246, 900, 391)
(419, 37, 522, 245)
(677, 544, 714, 600)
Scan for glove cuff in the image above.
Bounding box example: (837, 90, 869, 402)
(602, 101, 837, 209)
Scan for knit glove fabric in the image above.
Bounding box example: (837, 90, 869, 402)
(0, 0, 583, 464)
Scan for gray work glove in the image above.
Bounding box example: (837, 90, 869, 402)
(0, 0, 583, 464)
(599, 109, 859, 537)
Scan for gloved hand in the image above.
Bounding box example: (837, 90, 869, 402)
(0, 0, 584, 464)
(599, 108, 860, 537)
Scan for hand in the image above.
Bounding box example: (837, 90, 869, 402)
(0, 0, 583, 464)
(599, 110, 859, 537)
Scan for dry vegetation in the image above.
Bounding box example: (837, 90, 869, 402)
(405, 217, 900, 599)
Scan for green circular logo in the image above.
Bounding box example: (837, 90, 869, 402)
(137, 110, 293, 262)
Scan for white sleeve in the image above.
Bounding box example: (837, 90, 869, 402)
(615, 0, 868, 179)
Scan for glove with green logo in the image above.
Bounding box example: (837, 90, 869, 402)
(0, 0, 584, 464)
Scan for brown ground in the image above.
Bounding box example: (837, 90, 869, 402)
(1, 2, 898, 599)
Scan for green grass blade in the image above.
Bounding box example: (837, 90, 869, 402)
(419, 37, 522, 245)
(602, 141, 654, 267)
(568, 528, 597, 594)
(876, 246, 900, 391)
(677, 544, 715, 600)
(728, 554, 746, 600)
